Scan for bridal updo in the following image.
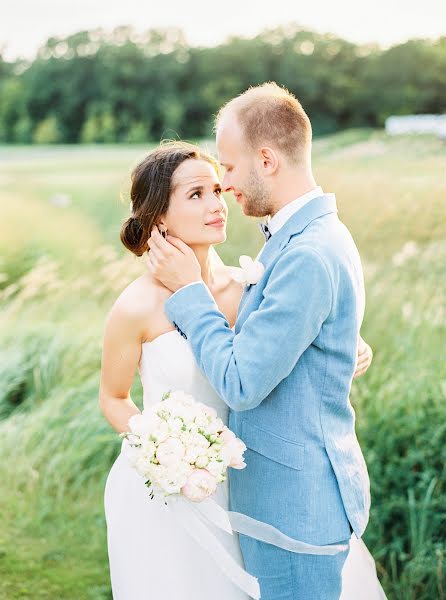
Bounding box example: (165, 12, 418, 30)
(120, 141, 220, 256)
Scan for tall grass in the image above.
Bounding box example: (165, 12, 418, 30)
(0, 132, 445, 598)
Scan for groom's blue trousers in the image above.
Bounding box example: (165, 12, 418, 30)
(239, 533, 350, 600)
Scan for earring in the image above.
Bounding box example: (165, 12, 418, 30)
(158, 225, 167, 239)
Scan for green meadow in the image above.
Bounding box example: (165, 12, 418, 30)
(0, 130, 445, 599)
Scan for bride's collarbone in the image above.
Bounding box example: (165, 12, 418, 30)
(139, 270, 240, 344)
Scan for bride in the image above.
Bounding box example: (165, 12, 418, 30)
(99, 141, 385, 599)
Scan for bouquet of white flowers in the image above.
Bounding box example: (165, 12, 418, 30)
(120, 390, 247, 502)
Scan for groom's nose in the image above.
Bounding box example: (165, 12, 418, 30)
(222, 172, 232, 192)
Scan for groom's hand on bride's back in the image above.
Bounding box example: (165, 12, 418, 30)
(147, 227, 202, 292)
(353, 337, 373, 378)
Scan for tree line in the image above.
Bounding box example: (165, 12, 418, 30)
(0, 24, 445, 144)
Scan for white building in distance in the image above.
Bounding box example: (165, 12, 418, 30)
(385, 115, 446, 139)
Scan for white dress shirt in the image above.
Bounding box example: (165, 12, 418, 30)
(266, 186, 324, 236)
(254, 186, 324, 260)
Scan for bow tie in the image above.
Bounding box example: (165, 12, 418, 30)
(259, 222, 272, 242)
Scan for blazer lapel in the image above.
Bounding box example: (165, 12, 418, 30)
(258, 194, 338, 265)
(237, 194, 338, 319)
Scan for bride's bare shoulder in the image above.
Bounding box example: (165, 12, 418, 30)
(106, 274, 171, 340)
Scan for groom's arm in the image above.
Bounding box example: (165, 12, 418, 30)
(165, 246, 333, 411)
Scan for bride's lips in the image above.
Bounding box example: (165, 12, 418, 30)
(205, 218, 226, 228)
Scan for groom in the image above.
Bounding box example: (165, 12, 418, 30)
(148, 82, 371, 599)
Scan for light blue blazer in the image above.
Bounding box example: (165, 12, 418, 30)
(165, 194, 371, 545)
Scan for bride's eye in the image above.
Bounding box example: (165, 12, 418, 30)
(214, 188, 222, 196)
(190, 191, 201, 199)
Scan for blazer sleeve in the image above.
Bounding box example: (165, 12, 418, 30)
(164, 246, 333, 411)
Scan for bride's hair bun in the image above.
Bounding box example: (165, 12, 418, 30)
(120, 216, 147, 257)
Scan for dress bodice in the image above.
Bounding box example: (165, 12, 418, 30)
(138, 330, 229, 425)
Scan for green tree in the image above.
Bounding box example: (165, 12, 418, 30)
(32, 116, 61, 143)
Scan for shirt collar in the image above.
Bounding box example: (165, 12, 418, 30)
(267, 186, 324, 236)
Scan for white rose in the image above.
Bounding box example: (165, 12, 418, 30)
(156, 437, 186, 467)
(191, 432, 210, 449)
(185, 445, 204, 464)
(195, 454, 209, 468)
(140, 439, 156, 459)
(135, 456, 154, 479)
(207, 460, 225, 477)
(180, 431, 193, 445)
(152, 420, 170, 443)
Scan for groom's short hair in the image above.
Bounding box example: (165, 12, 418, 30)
(215, 82, 312, 164)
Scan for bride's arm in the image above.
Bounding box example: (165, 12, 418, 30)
(353, 336, 373, 379)
(98, 300, 144, 433)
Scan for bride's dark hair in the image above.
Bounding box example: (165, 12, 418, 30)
(120, 141, 220, 256)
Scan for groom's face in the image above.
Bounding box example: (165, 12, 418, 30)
(216, 115, 272, 218)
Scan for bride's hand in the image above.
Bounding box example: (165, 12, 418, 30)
(147, 227, 202, 292)
(353, 337, 373, 378)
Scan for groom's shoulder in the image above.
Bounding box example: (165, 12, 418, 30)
(278, 226, 355, 280)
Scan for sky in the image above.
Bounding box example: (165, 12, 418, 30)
(1, 0, 445, 61)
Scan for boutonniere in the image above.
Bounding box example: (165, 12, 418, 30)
(232, 255, 265, 286)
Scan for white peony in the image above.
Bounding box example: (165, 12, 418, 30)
(195, 402, 218, 419)
(128, 412, 162, 437)
(156, 437, 186, 467)
(181, 469, 218, 502)
(221, 438, 247, 470)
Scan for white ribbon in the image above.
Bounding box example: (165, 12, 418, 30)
(165, 497, 349, 600)
(228, 511, 349, 556)
(167, 495, 261, 599)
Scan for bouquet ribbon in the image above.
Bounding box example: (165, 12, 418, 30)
(167, 496, 349, 599)
(167, 495, 261, 599)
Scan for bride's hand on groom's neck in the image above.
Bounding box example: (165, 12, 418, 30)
(147, 227, 202, 293)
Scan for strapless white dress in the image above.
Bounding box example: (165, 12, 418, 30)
(104, 330, 386, 600)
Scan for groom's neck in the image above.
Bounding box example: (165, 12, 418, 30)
(269, 166, 317, 218)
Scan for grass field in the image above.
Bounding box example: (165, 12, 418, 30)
(0, 130, 445, 599)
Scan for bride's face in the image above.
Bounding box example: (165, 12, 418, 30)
(163, 159, 228, 247)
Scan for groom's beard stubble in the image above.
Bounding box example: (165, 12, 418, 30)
(243, 168, 273, 218)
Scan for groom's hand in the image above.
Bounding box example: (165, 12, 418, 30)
(147, 227, 202, 292)
(353, 337, 373, 378)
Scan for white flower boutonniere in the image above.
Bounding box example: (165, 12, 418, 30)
(232, 255, 265, 286)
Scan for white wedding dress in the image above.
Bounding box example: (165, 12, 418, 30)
(104, 330, 386, 600)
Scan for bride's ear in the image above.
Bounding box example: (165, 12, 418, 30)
(157, 223, 168, 239)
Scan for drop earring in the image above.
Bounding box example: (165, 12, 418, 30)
(158, 225, 168, 239)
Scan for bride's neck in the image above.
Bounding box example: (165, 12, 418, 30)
(192, 246, 216, 290)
